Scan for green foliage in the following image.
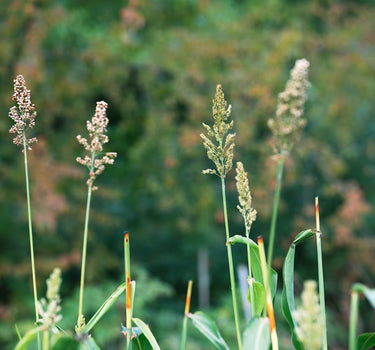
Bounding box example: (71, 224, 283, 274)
(2, 0, 375, 349)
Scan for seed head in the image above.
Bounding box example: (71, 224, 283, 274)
(201, 85, 236, 178)
(76, 101, 117, 189)
(8, 75, 37, 149)
(293, 280, 322, 350)
(268, 59, 310, 154)
(235, 162, 257, 235)
(38, 268, 62, 329)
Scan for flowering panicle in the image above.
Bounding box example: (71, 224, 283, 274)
(201, 85, 236, 178)
(8, 75, 38, 149)
(38, 268, 62, 329)
(235, 162, 257, 235)
(76, 101, 117, 189)
(293, 280, 322, 350)
(268, 58, 310, 154)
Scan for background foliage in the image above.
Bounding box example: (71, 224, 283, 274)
(1, 0, 375, 348)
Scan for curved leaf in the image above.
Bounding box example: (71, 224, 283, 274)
(82, 282, 126, 334)
(188, 311, 230, 350)
(14, 327, 39, 350)
(132, 317, 160, 350)
(242, 317, 270, 350)
(282, 229, 315, 350)
(79, 336, 101, 350)
(357, 333, 375, 350)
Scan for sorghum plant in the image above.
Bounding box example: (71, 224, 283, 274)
(200, 85, 242, 349)
(8, 75, 39, 334)
(266, 58, 310, 269)
(75, 101, 117, 333)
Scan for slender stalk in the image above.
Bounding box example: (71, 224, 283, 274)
(258, 236, 278, 350)
(77, 183, 93, 330)
(125, 232, 132, 349)
(180, 280, 193, 350)
(23, 136, 41, 350)
(315, 197, 328, 350)
(267, 156, 285, 270)
(221, 177, 242, 350)
(349, 290, 359, 350)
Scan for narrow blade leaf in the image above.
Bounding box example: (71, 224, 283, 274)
(82, 282, 126, 334)
(132, 317, 160, 350)
(188, 311, 230, 350)
(249, 281, 266, 317)
(14, 327, 38, 350)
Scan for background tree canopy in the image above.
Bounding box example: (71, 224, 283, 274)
(1, 0, 375, 348)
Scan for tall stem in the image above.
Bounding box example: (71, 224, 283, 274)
(23, 139, 39, 324)
(349, 290, 359, 350)
(124, 232, 132, 349)
(77, 183, 93, 329)
(180, 280, 193, 350)
(246, 232, 255, 318)
(267, 156, 285, 270)
(23, 137, 41, 350)
(315, 197, 328, 350)
(221, 177, 242, 350)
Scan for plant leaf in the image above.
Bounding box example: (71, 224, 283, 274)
(281, 229, 315, 350)
(357, 333, 375, 350)
(14, 327, 39, 350)
(132, 317, 160, 350)
(81, 282, 126, 334)
(249, 281, 266, 317)
(242, 317, 270, 350)
(188, 311, 230, 350)
(79, 336, 101, 350)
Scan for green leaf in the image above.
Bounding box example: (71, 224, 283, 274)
(81, 282, 126, 334)
(357, 333, 375, 350)
(249, 281, 266, 317)
(188, 311, 230, 350)
(228, 235, 257, 247)
(293, 229, 315, 245)
(352, 283, 375, 309)
(281, 229, 315, 350)
(79, 336, 101, 350)
(14, 327, 39, 350)
(242, 317, 270, 350)
(132, 318, 160, 350)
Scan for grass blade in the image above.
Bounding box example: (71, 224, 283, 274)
(132, 317, 160, 350)
(188, 311, 230, 350)
(81, 282, 126, 334)
(15, 327, 39, 350)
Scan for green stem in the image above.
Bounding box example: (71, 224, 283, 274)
(246, 232, 255, 318)
(124, 232, 132, 349)
(316, 232, 328, 350)
(349, 290, 359, 350)
(23, 136, 41, 350)
(267, 156, 285, 270)
(77, 183, 93, 329)
(180, 280, 193, 350)
(221, 177, 242, 350)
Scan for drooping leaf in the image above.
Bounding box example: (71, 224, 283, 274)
(281, 229, 315, 350)
(81, 282, 126, 334)
(188, 311, 230, 350)
(242, 317, 270, 350)
(357, 333, 375, 350)
(132, 317, 160, 350)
